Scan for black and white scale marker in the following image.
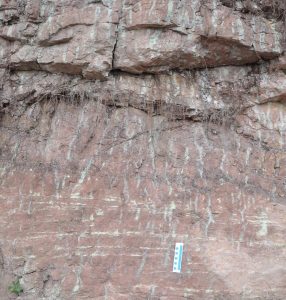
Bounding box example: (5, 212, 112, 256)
(173, 243, 183, 273)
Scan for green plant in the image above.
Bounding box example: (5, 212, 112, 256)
(8, 279, 23, 296)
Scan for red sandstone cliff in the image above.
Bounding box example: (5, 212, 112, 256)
(0, 0, 286, 299)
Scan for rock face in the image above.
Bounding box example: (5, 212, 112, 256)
(0, 0, 286, 299)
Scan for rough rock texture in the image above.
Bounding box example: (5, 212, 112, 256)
(1, 0, 286, 299)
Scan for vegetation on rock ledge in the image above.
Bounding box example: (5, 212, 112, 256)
(8, 278, 23, 296)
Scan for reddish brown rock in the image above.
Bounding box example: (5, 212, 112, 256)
(8, 3, 119, 79)
(0, 1, 286, 300)
(114, 0, 282, 73)
(1, 98, 286, 299)
(25, 0, 41, 21)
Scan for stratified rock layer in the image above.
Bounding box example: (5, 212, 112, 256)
(0, 0, 286, 299)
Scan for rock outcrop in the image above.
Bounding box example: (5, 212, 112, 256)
(0, 0, 286, 299)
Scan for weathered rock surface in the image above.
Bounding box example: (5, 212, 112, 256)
(0, 0, 286, 299)
(0, 0, 284, 78)
(114, 0, 282, 73)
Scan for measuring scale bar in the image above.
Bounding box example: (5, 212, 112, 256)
(173, 243, 183, 273)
